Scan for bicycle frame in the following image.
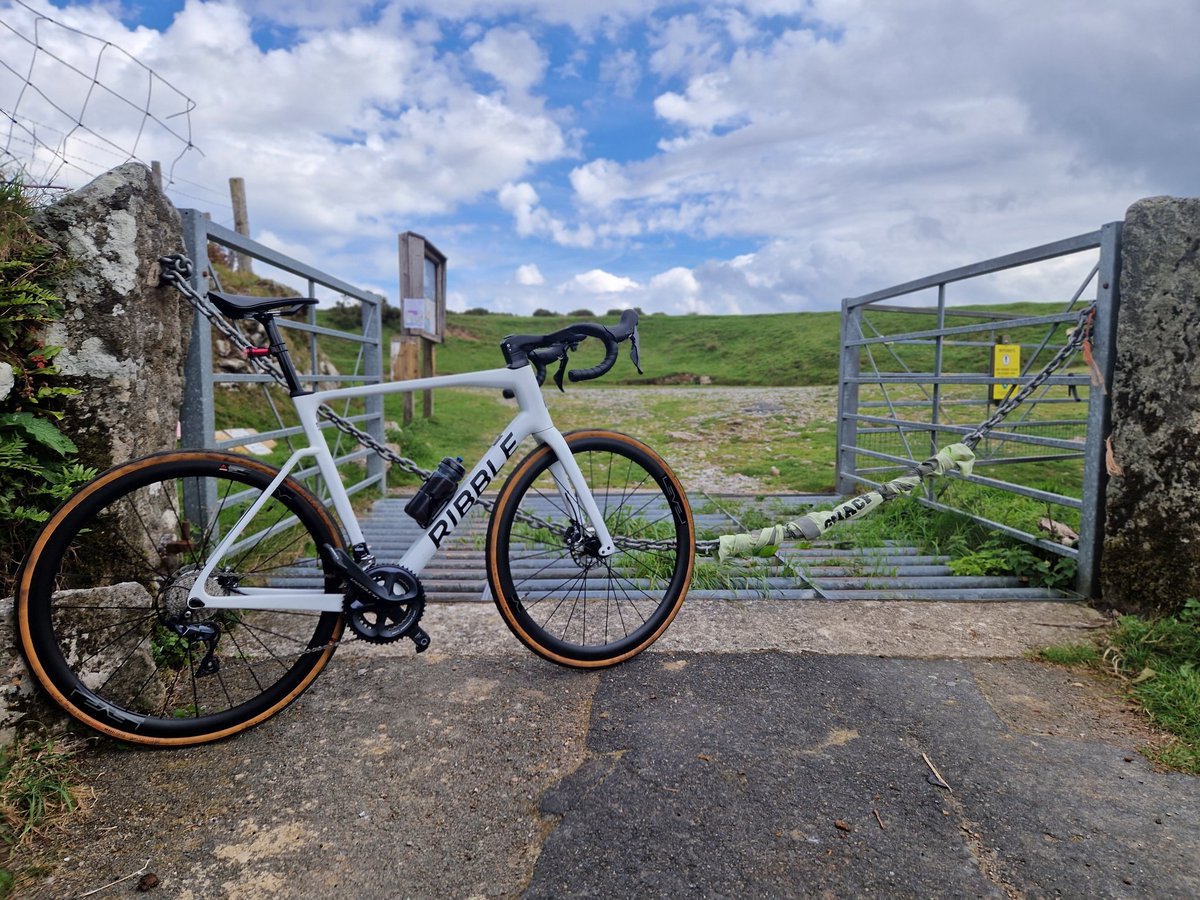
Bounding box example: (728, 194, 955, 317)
(187, 362, 618, 613)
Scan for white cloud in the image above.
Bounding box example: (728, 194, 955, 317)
(1, 0, 570, 242)
(498, 181, 596, 247)
(549, 0, 1200, 310)
(5, 0, 1198, 321)
(569, 158, 630, 208)
(468, 27, 548, 98)
(648, 13, 722, 80)
(563, 269, 639, 293)
(515, 263, 545, 285)
(598, 48, 641, 98)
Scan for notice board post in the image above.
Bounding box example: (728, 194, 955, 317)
(395, 232, 446, 424)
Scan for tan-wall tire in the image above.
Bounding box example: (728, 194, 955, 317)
(485, 430, 694, 668)
(17, 450, 346, 747)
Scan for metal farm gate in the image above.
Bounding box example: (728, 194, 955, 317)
(837, 224, 1121, 597)
(178, 209, 387, 512)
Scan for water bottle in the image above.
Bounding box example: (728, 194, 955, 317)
(405, 456, 466, 528)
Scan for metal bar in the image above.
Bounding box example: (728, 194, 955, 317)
(275, 317, 374, 342)
(836, 301, 862, 495)
(179, 209, 215, 453)
(849, 414, 1088, 451)
(931, 284, 946, 471)
(362, 293, 386, 494)
(845, 229, 1103, 309)
(849, 441, 1094, 487)
(214, 413, 377, 449)
(864, 304, 1061, 320)
(846, 374, 1079, 386)
(860, 396, 1085, 409)
(845, 311, 1082, 347)
(200, 219, 375, 302)
(1077, 221, 1122, 597)
(213, 373, 378, 384)
(179, 209, 217, 528)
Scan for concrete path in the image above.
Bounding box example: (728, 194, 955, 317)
(19, 600, 1199, 899)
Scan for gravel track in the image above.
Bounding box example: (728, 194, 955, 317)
(544, 385, 839, 494)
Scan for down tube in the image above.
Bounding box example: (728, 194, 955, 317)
(397, 413, 539, 574)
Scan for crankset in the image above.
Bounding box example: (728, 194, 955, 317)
(325, 547, 430, 649)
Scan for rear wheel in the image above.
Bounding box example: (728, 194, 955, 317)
(17, 451, 345, 746)
(486, 431, 694, 667)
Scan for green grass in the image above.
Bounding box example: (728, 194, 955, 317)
(0, 729, 84, 897)
(411, 301, 1075, 388)
(1038, 643, 1102, 666)
(1037, 598, 1200, 773)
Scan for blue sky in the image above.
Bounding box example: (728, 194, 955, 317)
(3, 0, 1199, 315)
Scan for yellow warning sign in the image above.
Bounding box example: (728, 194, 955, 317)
(992, 343, 1021, 401)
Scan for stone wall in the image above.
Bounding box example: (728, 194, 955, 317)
(1101, 196, 1200, 617)
(2, 164, 190, 742)
(31, 162, 190, 471)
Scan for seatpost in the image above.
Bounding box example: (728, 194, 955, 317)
(254, 314, 307, 395)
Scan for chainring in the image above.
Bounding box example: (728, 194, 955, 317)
(343, 564, 425, 645)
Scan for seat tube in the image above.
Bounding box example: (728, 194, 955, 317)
(257, 315, 306, 396)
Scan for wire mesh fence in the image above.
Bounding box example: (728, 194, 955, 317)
(0, 0, 200, 190)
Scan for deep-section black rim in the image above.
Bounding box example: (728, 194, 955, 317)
(23, 455, 342, 740)
(494, 435, 691, 662)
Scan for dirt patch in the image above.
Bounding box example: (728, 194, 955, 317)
(968, 657, 1171, 758)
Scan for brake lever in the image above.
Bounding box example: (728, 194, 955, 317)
(553, 355, 568, 392)
(629, 325, 643, 374)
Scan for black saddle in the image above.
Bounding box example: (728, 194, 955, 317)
(207, 290, 318, 319)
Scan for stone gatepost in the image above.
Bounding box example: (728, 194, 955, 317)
(32, 161, 190, 470)
(1102, 196, 1200, 617)
(1, 164, 191, 741)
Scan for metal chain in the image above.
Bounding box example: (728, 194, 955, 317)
(158, 254, 701, 554)
(159, 254, 439, 484)
(961, 304, 1096, 450)
(161, 254, 1090, 561)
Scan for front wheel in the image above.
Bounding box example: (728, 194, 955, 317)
(17, 450, 345, 746)
(486, 430, 694, 667)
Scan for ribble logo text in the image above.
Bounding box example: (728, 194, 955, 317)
(427, 431, 519, 549)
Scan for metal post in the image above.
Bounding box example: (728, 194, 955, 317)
(363, 294, 387, 495)
(229, 177, 253, 274)
(836, 300, 862, 495)
(930, 284, 947, 496)
(1076, 221, 1122, 597)
(179, 208, 217, 527)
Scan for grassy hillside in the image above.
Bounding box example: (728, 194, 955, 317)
(318, 300, 1072, 388)
(435, 310, 844, 385)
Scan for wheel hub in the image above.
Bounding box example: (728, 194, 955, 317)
(564, 523, 602, 568)
(160, 565, 227, 621)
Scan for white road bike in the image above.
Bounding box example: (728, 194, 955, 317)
(17, 291, 695, 746)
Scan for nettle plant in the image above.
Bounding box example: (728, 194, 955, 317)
(0, 179, 95, 593)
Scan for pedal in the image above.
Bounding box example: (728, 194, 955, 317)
(409, 626, 431, 653)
